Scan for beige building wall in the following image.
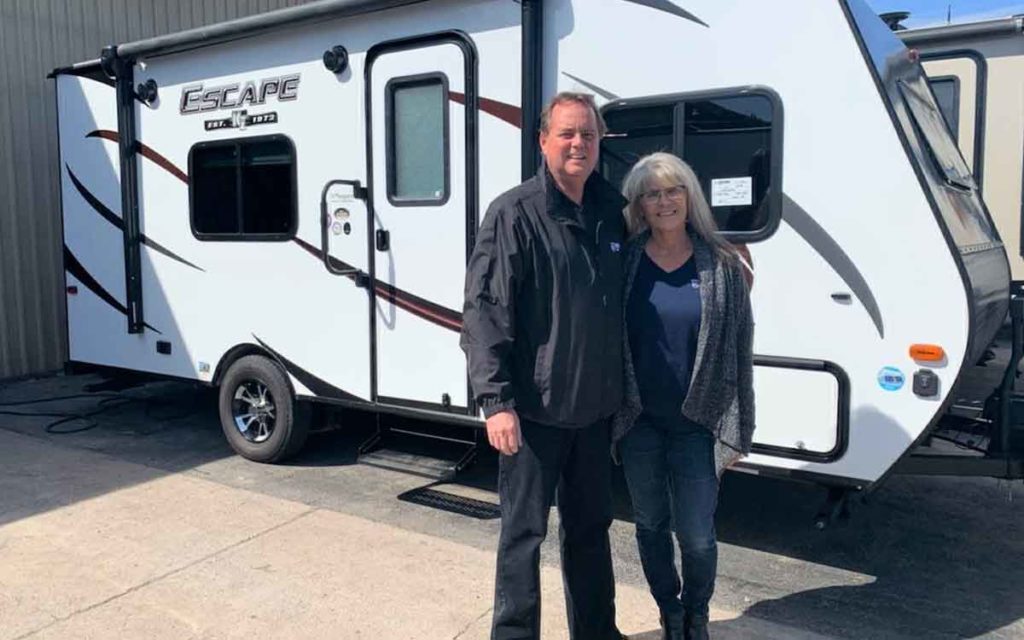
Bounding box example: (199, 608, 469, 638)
(920, 34, 1024, 281)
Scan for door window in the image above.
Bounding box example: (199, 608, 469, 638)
(386, 73, 449, 205)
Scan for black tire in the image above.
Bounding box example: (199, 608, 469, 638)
(217, 355, 309, 463)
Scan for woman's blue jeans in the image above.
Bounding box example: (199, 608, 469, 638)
(619, 416, 719, 619)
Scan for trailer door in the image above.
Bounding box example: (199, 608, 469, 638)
(367, 37, 474, 411)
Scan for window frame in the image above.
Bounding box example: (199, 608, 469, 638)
(919, 49, 987, 190)
(384, 72, 451, 207)
(926, 75, 961, 144)
(188, 133, 298, 242)
(601, 85, 785, 243)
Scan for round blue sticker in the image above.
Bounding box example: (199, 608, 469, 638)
(878, 366, 905, 391)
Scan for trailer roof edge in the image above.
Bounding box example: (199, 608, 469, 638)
(48, 59, 104, 79)
(115, 0, 431, 60)
(898, 14, 1024, 46)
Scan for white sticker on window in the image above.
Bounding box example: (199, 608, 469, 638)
(711, 177, 753, 207)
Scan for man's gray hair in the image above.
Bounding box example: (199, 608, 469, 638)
(538, 91, 607, 137)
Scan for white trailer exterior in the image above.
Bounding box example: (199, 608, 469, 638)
(51, 0, 1013, 489)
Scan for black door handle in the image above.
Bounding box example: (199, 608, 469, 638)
(376, 229, 390, 251)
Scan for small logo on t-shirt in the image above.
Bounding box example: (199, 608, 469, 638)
(610, 242, 621, 253)
(690, 279, 700, 289)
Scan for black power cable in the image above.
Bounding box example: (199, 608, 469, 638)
(0, 388, 207, 434)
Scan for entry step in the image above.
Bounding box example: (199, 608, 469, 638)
(359, 447, 464, 480)
(357, 420, 479, 480)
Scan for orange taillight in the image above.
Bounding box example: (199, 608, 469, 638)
(910, 344, 945, 361)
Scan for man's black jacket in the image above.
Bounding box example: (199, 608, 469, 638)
(460, 167, 627, 427)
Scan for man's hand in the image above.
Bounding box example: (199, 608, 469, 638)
(486, 409, 522, 455)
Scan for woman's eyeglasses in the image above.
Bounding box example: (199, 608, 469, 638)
(640, 185, 687, 205)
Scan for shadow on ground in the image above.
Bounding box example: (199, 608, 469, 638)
(3, 371, 1022, 639)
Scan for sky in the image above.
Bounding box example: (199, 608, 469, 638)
(864, 0, 1024, 27)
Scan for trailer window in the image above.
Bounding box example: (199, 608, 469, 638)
(928, 77, 960, 144)
(899, 78, 974, 191)
(386, 74, 449, 205)
(681, 95, 775, 236)
(602, 88, 782, 242)
(189, 135, 297, 240)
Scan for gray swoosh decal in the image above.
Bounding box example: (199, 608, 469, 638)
(561, 73, 620, 101)
(783, 194, 884, 338)
(620, 0, 709, 27)
(65, 165, 205, 272)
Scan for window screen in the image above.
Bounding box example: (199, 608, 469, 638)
(190, 135, 296, 239)
(386, 74, 449, 205)
(602, 89, 781, 240)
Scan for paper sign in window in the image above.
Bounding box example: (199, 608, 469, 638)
(711, 177, 753, 207)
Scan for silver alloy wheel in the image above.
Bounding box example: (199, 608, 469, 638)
(231, 380, 277, 443)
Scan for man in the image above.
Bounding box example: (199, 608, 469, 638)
(461, 92, 627, 640)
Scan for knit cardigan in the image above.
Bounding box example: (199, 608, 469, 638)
(611, 229, 756, 477)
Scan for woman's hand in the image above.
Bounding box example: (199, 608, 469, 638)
(486, 409, 522, 455)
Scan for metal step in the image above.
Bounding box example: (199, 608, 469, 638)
(359, 447, 466, 480)
(931, 414, 993, 454)
(357, 420, 479, 480)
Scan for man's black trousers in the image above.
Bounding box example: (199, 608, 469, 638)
(491, 418, 619, 640)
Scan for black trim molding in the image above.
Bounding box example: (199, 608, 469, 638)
(384, 72, 451, 207)
(188, 133, 299, 242)
(749, 355, 850, 463)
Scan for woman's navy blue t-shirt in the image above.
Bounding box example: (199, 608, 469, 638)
(627, 250, 702, 422)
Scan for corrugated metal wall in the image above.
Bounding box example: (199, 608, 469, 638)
(0, 0, 310, 379)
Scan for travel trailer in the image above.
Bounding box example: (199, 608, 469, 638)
(50, 0, 1023, 500)
(895, 14, 1024, 288)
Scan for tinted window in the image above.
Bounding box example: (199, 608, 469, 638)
(387, 76, 448, 204)
(928, 77, 960, 143)
(682, 95, 774, 234)
(603, 104, 674, 189)
(190, 136, 296, 239)
(602, 91, 780, 239)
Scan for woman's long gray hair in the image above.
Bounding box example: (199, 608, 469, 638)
(621, 152, 738, 263)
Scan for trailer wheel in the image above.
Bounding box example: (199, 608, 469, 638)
(218, 355, 309, 463)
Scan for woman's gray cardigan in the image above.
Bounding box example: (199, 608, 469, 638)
(611, 230, 756, 477)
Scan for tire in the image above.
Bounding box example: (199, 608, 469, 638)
(217, 355, 309, 463)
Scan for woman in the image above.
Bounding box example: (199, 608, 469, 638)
(613, 153, 755, 640)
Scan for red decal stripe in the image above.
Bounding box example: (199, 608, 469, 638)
(449, 92, 522, 129)
(87, 130, 188, 184)
(292, 238, 463, 333)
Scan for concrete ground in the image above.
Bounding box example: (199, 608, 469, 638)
(0, 372, 1022, 639)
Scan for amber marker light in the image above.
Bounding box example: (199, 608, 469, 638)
(910, 344, 945, 361)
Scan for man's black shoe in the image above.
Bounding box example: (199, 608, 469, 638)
(660, 613, 684, 640)
(683, 613, 709, 640)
